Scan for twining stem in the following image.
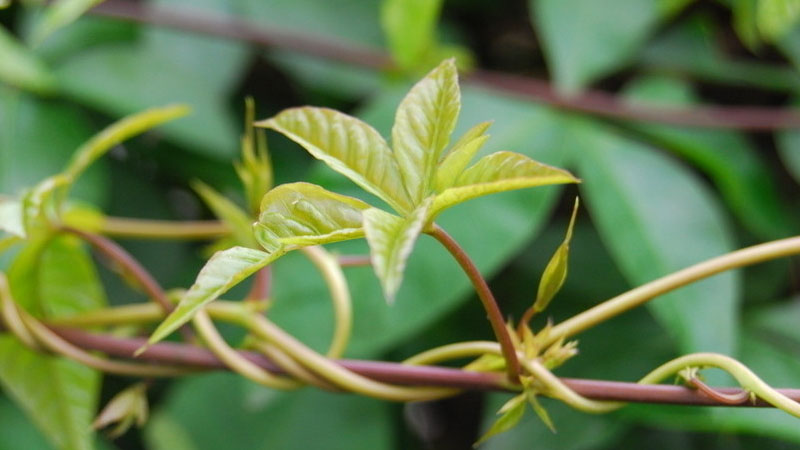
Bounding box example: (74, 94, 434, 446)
(300, 246, 352, 359)
(545, 236, 800, 348)
(211, 303, 454, 401)
(428, 224, 521, 381)
(687, 378, 751, 405)
(100, 217, 228, 240)
(62, 226, 195, 342)
(192, 310, 300, 389)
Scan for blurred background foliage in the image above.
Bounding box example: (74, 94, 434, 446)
(1, 0, 800, 448)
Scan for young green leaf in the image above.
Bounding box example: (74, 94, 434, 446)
(435, 121, 492, 192)
(431, 151, 578, 219)
(257, 107, 413, 213)
(526, 392, 556, 433)
(192, 181, 258, 249)
(92, 383, 149, 438)
(236, 98, 273, 216)
(143, 246, 284, 348)
(0, 198, 24, 238)
(757, 0, 800, 42)
(474, 393, 527, 447)
(30, 0, 105, 46)
(381, 0, 443, 70)
(64, 104, 190, 180)
(533, 198, 579, 313)
(0, 26, 56, 93)
(392, 58, 460, 204)
(363, 199, 432, 303)
(255, 182, 370, 248)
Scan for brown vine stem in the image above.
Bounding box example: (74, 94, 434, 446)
(428, 225, 521, 381)
(61, 226, 194, 342)
(89, 0, 800, 130)
(47, 325, 800, 406)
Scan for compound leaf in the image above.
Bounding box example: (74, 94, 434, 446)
(392, 58, 460, 204)
(257, 107, 412, 213)
(255, 182, 370, 248)
(363, 199, 431, 303)
(431, 151, 578, 219)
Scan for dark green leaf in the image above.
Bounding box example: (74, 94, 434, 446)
(570, 119, 739, 355)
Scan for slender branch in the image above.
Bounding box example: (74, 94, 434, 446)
(428, 225, 521, 381)
(61, 226, 195, 341)
(546, 236, 800, 347)
(89, 0, 800, 130)
(246, 267, 271, 301)
(336, 254, 372, 267)
(100, 217, 228, 240)
(41, 325, 800, 407)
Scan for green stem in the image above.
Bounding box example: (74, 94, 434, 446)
(192, 310, 301, 389)
(100, 217, 228, 240)
(403, 341, 502, 366)
(546, 236, 800, 347)
(428, 224, 521, 381)
(211, 303, 454, 401)
(300, 246, 352, 359)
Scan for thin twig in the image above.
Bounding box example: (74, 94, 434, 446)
(89, 0, 800, 130)
(428, 225, 521, 381)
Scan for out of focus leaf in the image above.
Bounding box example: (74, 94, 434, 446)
(381, 0, 443, 70)
(392, 58, 460, 204)
(236, 98, 273, 216)
(363, 199, 431, 303)
(255, 182, 370, 248)
(0, 199, 24, 237)
(146, 246, 284, 347)
(569, 119, 739, 355)
(530, 0, 690, 93)
(757, 0, 800, 42)
(0, 26, 56, 93)
(776, 127, 800, 186)
(258, 107, 413, 214)
(192, 181, 257, 248)
(0, 235, 105, 450)
(623, 75, 794, 239)
(30, 0, 105, 46)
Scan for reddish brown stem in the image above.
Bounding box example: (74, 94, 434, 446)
(61, 227, 194, 341)
(90, 0, 800, 130)
(337, 255, 372, 267)
(428, 225, 521, 381)
(246, 267, 271, 301)
(49, 326, 800, 406)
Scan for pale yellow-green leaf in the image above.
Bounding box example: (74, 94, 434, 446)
(435, 121, 491, 191)
(392, 58, 460, 204)
(430, 151, 578, 219)
(533, 198, 579, 313)
(474, 393, 526, 446)
(191, 181, 257, 249)
(0, 198, 24, 238)
(65, 104, 190, 180)
(255, 182, 370, 248)
(30, 0, 105, 46)
(257, 107, 412, 213)
(526, 391, 556, 433)
(363, 199, 431, 303)
(381, 0, 443, 70)
(0, 25, 56, 93)
(144, 246, 283, 348)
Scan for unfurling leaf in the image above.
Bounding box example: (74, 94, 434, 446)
(236, 98, 273, 215)
(255, 182, 370, 248)
(435, 121, 492, 192)
(533, 198, 579, 313)
(431, 151, 578, 219)
(93, 383, 149, 438)
(474, 393, 527, 446)
(363, 199, 432, 303)
(144, 246, 283, 348)
(392, 58, 460, 204)
(256, 107, 413, 214)
(192, 181, 257, 249)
